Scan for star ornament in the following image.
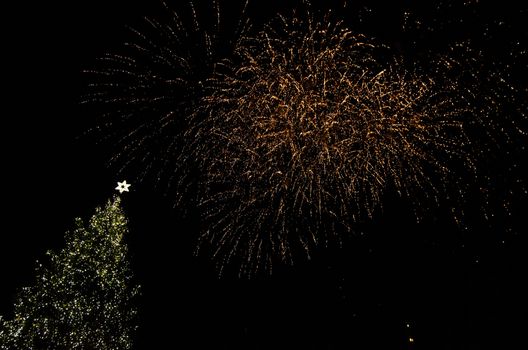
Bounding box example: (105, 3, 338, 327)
(115, 180, 131, 194)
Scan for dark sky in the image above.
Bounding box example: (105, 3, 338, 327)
(2, 1, 527, 349)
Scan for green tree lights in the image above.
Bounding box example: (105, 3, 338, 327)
(0, 197, 140, 349)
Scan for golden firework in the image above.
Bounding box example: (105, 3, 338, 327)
(193, 13, 481, 275)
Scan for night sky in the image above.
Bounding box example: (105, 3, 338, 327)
(2, 1, 527, 349)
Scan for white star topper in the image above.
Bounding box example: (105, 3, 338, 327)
(115, 180, 131, 194)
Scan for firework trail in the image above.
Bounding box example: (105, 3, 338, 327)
(85, 1, 527, 276)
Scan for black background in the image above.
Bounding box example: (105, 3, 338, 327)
(2, 1, 527, 349)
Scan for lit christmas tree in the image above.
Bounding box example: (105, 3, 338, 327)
(0, 196, 140, 349)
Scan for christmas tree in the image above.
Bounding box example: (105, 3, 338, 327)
(0, 196, 140, 349)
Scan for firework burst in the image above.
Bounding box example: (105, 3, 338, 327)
(193, 1, 527, 274)
(193, 11, 489, 275)
(85, 1, 527, 276)
(83, 0, 250, 202)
